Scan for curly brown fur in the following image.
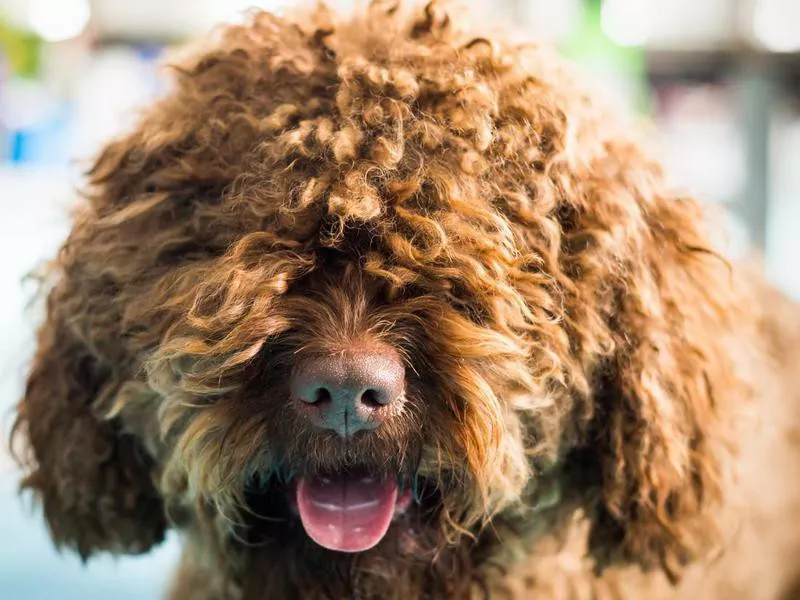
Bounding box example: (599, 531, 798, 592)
(12, 2, 800, 599)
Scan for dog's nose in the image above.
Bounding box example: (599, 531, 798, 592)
(291, 346, 405, 437)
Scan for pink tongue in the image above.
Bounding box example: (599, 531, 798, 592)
(296, 473, 398, 553)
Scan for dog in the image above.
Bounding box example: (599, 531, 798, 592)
(11, 2, 800, 598)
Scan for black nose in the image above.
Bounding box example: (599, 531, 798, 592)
(290, 345, 406, 437)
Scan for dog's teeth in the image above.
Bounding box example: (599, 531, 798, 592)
(320, 477, 331, 484)
(361, 476, 375, 484)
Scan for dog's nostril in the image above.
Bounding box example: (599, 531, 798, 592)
(312, 387, 332, 405)
(360, 389, 383, 408)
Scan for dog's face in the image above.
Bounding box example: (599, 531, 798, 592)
(148, 259, 544, 558)
(148, 251, 551, 559)
(13, 1, 751, 587)
(138, 113, 561, 555)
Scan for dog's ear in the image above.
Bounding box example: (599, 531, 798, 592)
(561, 147, 752, 579)
(11, 271, 167, 560)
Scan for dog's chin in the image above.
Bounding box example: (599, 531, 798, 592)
(244, 466, 437, 554)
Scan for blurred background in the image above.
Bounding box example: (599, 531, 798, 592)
(0, 0, 798, 598)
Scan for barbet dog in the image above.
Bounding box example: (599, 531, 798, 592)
(12, 2, 800, 599)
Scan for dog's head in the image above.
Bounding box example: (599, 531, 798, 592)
(12, 0, 752, 587)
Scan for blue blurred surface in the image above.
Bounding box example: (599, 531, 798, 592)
(0, 480, 180, 600)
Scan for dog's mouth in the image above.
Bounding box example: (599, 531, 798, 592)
(245, 466, 420, 553)
(289, 468, 412, 553)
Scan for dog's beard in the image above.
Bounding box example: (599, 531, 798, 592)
(155, 311, 543, 564)
(160, 373, 539, 564)
(236, 460, 478, 600)
(223, 348, 452, 555)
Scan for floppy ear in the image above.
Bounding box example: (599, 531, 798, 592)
(561, 143, 752, 579)
(11, 265, 167, 560)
